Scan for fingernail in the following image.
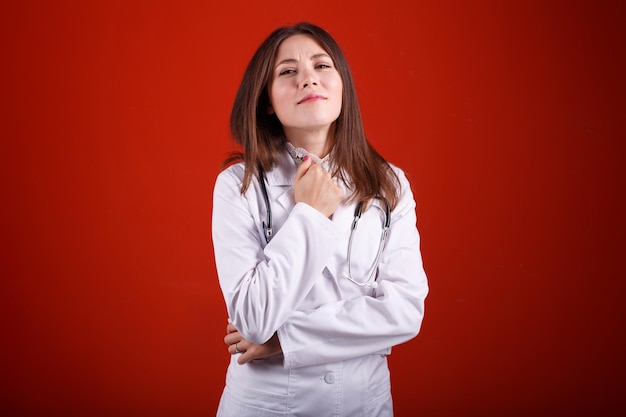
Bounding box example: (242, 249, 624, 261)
(303, 155, 309, 162)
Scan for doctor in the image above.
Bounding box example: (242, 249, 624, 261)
(212, 22, 428, 416)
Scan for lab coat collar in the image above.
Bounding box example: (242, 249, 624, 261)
(259, 151, 297, 214)
(263, 151, 297, 186)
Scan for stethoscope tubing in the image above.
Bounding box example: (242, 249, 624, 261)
(258, 167, 391, 286)
(345, 197, 390, 287)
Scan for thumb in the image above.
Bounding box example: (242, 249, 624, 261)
(294, 155, 312, 181)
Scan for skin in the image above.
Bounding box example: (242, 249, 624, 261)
(224, 34, 345, 363)
(269, 34, 343, 159)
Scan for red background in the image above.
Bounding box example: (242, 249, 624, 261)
(1, 1, 625, 416)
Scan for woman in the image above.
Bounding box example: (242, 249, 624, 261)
(212, 22, 428, 416)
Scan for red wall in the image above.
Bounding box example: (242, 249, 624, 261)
(1, 1, 624, 416)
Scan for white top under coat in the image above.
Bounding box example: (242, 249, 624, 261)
(284, 141, 334, 172)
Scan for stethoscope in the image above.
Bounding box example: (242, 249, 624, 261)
(259, 168, 391, 287)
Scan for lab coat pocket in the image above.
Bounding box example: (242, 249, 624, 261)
(219, 383, 290, 416)
(294, 267, 342, 311)
(322, 266, 342, 298)
(221, 358, 291, 416)
(364, 356, 392, 416)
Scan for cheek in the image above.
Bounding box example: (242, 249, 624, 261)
(268, 90, 290, 123)
(332, 80, 343, 113)
(334, 76, 343, 91)
(267, 93, 280, 116)
(269, 84, 288, 108)
(330, 77, 343, 100)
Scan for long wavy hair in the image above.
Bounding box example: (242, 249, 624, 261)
(226, 22, 400, 209)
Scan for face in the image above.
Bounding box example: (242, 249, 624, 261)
(269, 34, 343, 139)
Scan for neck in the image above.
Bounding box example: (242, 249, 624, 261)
(283, 125, 335, 158)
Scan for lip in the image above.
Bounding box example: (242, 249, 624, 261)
(297, 94, 326, 104)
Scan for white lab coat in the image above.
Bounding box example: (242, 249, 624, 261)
(212, 150, 428, 416)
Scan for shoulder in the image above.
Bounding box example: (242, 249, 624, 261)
(215, 151, 295, 188)
(215, 160, 252, 191)
(387, 162, 404, 177)
(213, 162, 247, 200)
(386, 162, 416, 213)
(386, 162, 412, 189)
(217, 161, 245, 182)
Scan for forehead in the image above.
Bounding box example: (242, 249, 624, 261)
(275, 34, 329, 60)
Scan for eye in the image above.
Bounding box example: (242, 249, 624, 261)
(316, 63, 332, 69)
(278, 68, 296, 76)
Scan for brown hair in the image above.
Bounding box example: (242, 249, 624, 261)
(226, 22, 400, 209)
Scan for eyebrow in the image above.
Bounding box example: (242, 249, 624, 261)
(274, 53, 331, 69)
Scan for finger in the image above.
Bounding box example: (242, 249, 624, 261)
(224, 331, 241, 345)
(237, 350, 251, 365)
(294, 155, 311, 181)
(226, 322, 237, 333)
(229, 340, 244, 355)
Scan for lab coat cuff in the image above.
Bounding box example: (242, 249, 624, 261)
(277, 325, 294, 369)
(291, 202, 340, 237)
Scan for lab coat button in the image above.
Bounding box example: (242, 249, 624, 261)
(324, 372, 335, 384)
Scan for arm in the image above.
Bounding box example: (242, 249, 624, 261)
(223, 169, 429, 368)
(212, 164, 342, 344)
(277, 169, 429, 369)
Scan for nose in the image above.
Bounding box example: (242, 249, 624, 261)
(302, 79, 318, 89)
(300, 69, 318, 89)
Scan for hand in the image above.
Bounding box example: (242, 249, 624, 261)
(224, 322, 282, 365)
(293, 155, 343, 218)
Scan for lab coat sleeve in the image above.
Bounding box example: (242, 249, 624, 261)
(277, 168, 429, 369)
(212, 166, 342, 344)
